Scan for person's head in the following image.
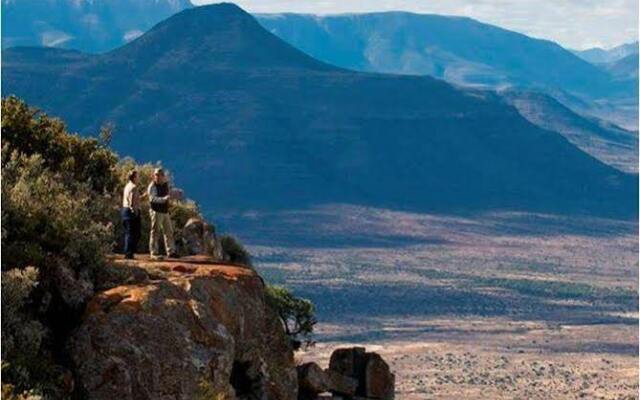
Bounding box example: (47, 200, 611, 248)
(128, 169, 138, 184)
(153, 168, 166, 184)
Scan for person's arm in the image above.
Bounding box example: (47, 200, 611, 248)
(148, 184, 169, 205)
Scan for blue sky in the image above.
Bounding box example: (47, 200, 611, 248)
(193, 0, 638, 50)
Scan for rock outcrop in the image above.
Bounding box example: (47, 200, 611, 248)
(298, 362, 330, 397)
(181, 218, 223, 259)
(297, 348, 394, 400)
(70, 255, 297, 400)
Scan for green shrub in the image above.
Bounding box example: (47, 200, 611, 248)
(1, 268, 48, 396)
(265, 285, 317, 350)
(1, 97, 116, 396)
(1, 96, 118, 194)
(220, 235, 252, 266)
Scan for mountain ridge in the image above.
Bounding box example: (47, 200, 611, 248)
(4, 0, 636, 129)
(502, 90, 638, 173)
(255, 12, 638, 129)
(255, 12, 625, 97)
(574, 41, 639, 64)
(1, 0, 193, 53)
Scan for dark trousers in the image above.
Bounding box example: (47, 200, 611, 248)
(121, 208, 141, 257)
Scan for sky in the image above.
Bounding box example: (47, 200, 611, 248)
(192, 0, 638, 50)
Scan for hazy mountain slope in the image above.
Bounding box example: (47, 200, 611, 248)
(1, 0, 193, 53)
(574, 41, 638, 64)
(2, 4, 636, 218)
(255, 12, 628, 99)
(502, 91, 638, 173)
(256, 13, 638, 129)
(605, 53, 639, 80)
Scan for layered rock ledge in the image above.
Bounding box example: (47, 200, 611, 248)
(70, 255, 297, 400)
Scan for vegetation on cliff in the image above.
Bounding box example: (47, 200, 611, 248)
(266, 286, 317, 350)
(2, 96, 119, 398)
(1, 97, 316, 398)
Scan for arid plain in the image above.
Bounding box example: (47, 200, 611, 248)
(220, 205, 638, 399)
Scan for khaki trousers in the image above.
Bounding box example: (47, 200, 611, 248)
(149, 210, 175, 256)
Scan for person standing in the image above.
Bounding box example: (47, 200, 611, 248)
(148, 168, 178, 259)
(121, 169, 141, 260)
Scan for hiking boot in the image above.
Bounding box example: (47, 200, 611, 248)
(124, 254, 135, 260)
(150, 254, 164, 261)
(168, 253, 181, 259)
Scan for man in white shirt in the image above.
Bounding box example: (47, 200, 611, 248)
(121, 169, 141, 259)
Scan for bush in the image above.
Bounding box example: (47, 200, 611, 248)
(1, 96, 118, 194)
(1, 97, 116, 396)
(265, 285, 317, 350)
(220, 235, 252, 266)
(1, 268, 48, 397)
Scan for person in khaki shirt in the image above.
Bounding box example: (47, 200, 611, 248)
(121, 169, 141, 259)
(148, 168, 178, 259)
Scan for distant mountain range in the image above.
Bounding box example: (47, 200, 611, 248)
(2, 4, 635, 218)
(574, 41, 638, 65)
(255, 13, 638, 129)
(256, 13, 612, 94)
(1, 0, 192, 53)
(3, 0, 637, 128)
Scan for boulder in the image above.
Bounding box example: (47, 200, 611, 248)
(364, 353, 394, 400)
(328, 347, 394, 399)
(70, 256, 297, 400)
(297, 362, 328, 399)
(325, 369, 358, 397)
(181, 218, 223, 259)
(329, 347, 367, 394)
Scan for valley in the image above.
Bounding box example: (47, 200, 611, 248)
(218, 205, 639, 399)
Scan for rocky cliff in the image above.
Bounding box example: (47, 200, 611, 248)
(69, 255, 297, 400)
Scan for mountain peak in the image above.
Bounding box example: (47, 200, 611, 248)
(196, 2, 246, 14)
(110, 2, 332, 71)
(167, 2, 252, 22)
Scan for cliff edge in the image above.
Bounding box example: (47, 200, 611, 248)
(69, 255, 297, 400)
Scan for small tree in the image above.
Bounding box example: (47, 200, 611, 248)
(265, 285, 317, 350)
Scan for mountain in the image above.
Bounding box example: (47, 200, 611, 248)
(255, 13, 631, 99)
(574, 42, 638, 97)
(502, 90, 638, 173)
(604, 53, 639, 81)
(4, 3, 636, 128)
(2, 3, 636, 218)
(256, 13, 638, 129)
(1, 0, 193, 53)
(574, 41, 638, 65)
